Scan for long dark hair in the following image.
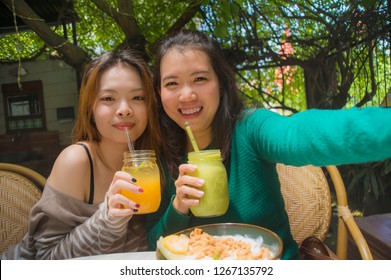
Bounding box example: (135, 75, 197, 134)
(73, 49, 161, 151)
(153, 29, 244, 178)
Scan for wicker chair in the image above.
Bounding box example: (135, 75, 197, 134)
(277, 164, 373, 260)
(0, 163, 46, 253)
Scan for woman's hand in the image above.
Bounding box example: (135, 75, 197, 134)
(173, 164, 204, 215)
(105, 171, 143, 217)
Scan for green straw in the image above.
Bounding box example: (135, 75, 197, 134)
(185, 122, 199, 151)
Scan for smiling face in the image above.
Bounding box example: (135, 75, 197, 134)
(93, 64, 147, 145)
(160, 48, 221, 148)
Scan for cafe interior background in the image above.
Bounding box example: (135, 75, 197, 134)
(0, 0, 80, 178)
(0, 58, 78, 178)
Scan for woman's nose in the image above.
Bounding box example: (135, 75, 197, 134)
(117, 101, 132, 117)
(179, 85, 197, 102)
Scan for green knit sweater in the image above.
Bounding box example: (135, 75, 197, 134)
(146, 107, 391, 259)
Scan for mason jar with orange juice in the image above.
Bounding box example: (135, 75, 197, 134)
(121, 150, 161, 214)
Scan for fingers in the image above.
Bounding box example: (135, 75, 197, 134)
(107, 203, 138, 217)
(176, 184, 204, 202)
(176, 164, 204, 189)
(173, 164, 204, 214)
(178, 163, 196, 176)
(108, 192, 141, 210)
(106, 171, 143, 217)
(106, 193, 141, 217)
(110, 171, 143, 194)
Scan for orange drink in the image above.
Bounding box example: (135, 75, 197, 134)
(121, 150, 161, 214)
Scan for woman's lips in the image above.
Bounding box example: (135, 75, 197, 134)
(180, 106, 203, 115)
(114, 123, 133, 130)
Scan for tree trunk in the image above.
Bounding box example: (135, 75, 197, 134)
(303, 56, 347, 109)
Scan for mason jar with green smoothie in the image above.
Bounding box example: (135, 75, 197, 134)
(186, 149, 229, 217)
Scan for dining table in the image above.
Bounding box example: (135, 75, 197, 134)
(72, 251, 157, 260)
(347, 213, 391, 259)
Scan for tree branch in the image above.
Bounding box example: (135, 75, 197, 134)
(91, 0, 146, 54)
(91, 0, 140, 36)
(149, 0, 201, 53)
(2, 0, 89, 70)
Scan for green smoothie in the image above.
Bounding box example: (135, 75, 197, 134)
(187, 150, 229, 217)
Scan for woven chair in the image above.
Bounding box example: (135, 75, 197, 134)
(277, 164, 373, 260)
(0, 163, 46, 253)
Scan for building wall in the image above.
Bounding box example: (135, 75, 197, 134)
(0, 59, 79, 146)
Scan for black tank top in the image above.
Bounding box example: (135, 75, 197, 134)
(77, 143, 94, 204)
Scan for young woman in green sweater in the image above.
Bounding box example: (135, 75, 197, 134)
(146, 29, 391, 259)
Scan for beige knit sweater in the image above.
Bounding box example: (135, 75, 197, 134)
(1, 184, 147, 259)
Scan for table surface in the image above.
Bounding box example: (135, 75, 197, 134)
(72, 251, 156, 260)
(348, 213, 391, 260)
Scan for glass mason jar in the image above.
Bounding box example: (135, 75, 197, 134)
(121, 150, 161, 214)
(187, 149, 229, 217)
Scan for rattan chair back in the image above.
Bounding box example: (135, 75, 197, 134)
(277, 164, 331, 242)
(277, 164, 373, 260)
(0, 163, 46, 253)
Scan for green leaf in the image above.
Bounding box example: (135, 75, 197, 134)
(214, 23, 228, 38)
(360, 0, 376, 9)
(347, 170, 367, 194)
(363, 173, 371, 196)
(370, 173, 379, 200)
(221, 1, 231, 19)
(230, 1, 240, 19)
(383, 160, 391, 174)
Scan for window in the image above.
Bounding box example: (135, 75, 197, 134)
(2, 80, 46, 134)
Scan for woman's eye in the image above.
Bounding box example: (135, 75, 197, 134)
(165, 81, 177, 87)
(194, 77, 207, 82)
(133, 96, 145, 101)
(101, 96, 114, 101)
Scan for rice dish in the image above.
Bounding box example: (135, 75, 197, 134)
(157, 227, 273, 260)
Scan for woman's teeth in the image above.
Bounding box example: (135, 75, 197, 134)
(181, 107, 201, 115)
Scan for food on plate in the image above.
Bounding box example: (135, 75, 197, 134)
(161, 233, 189, 254)
(157, 227, 272, 260)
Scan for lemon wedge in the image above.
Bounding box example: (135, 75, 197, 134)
(162, 234, 189, 254)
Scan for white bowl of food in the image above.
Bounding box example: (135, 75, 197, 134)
(156, 223, 283, 260)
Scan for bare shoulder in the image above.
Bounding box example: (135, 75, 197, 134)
(47, 143, 92, 202)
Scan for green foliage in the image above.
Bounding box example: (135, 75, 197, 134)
(0, 32, 46, 61)
(238, 63, 307, 112)
(340, 159, 391, 213)
(73, 0, 124, 56)
(359, 0, 377, 8)
(0, 0, 200, 60)
(1, 0, 389, 111)
(346, 46, 391, 107)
